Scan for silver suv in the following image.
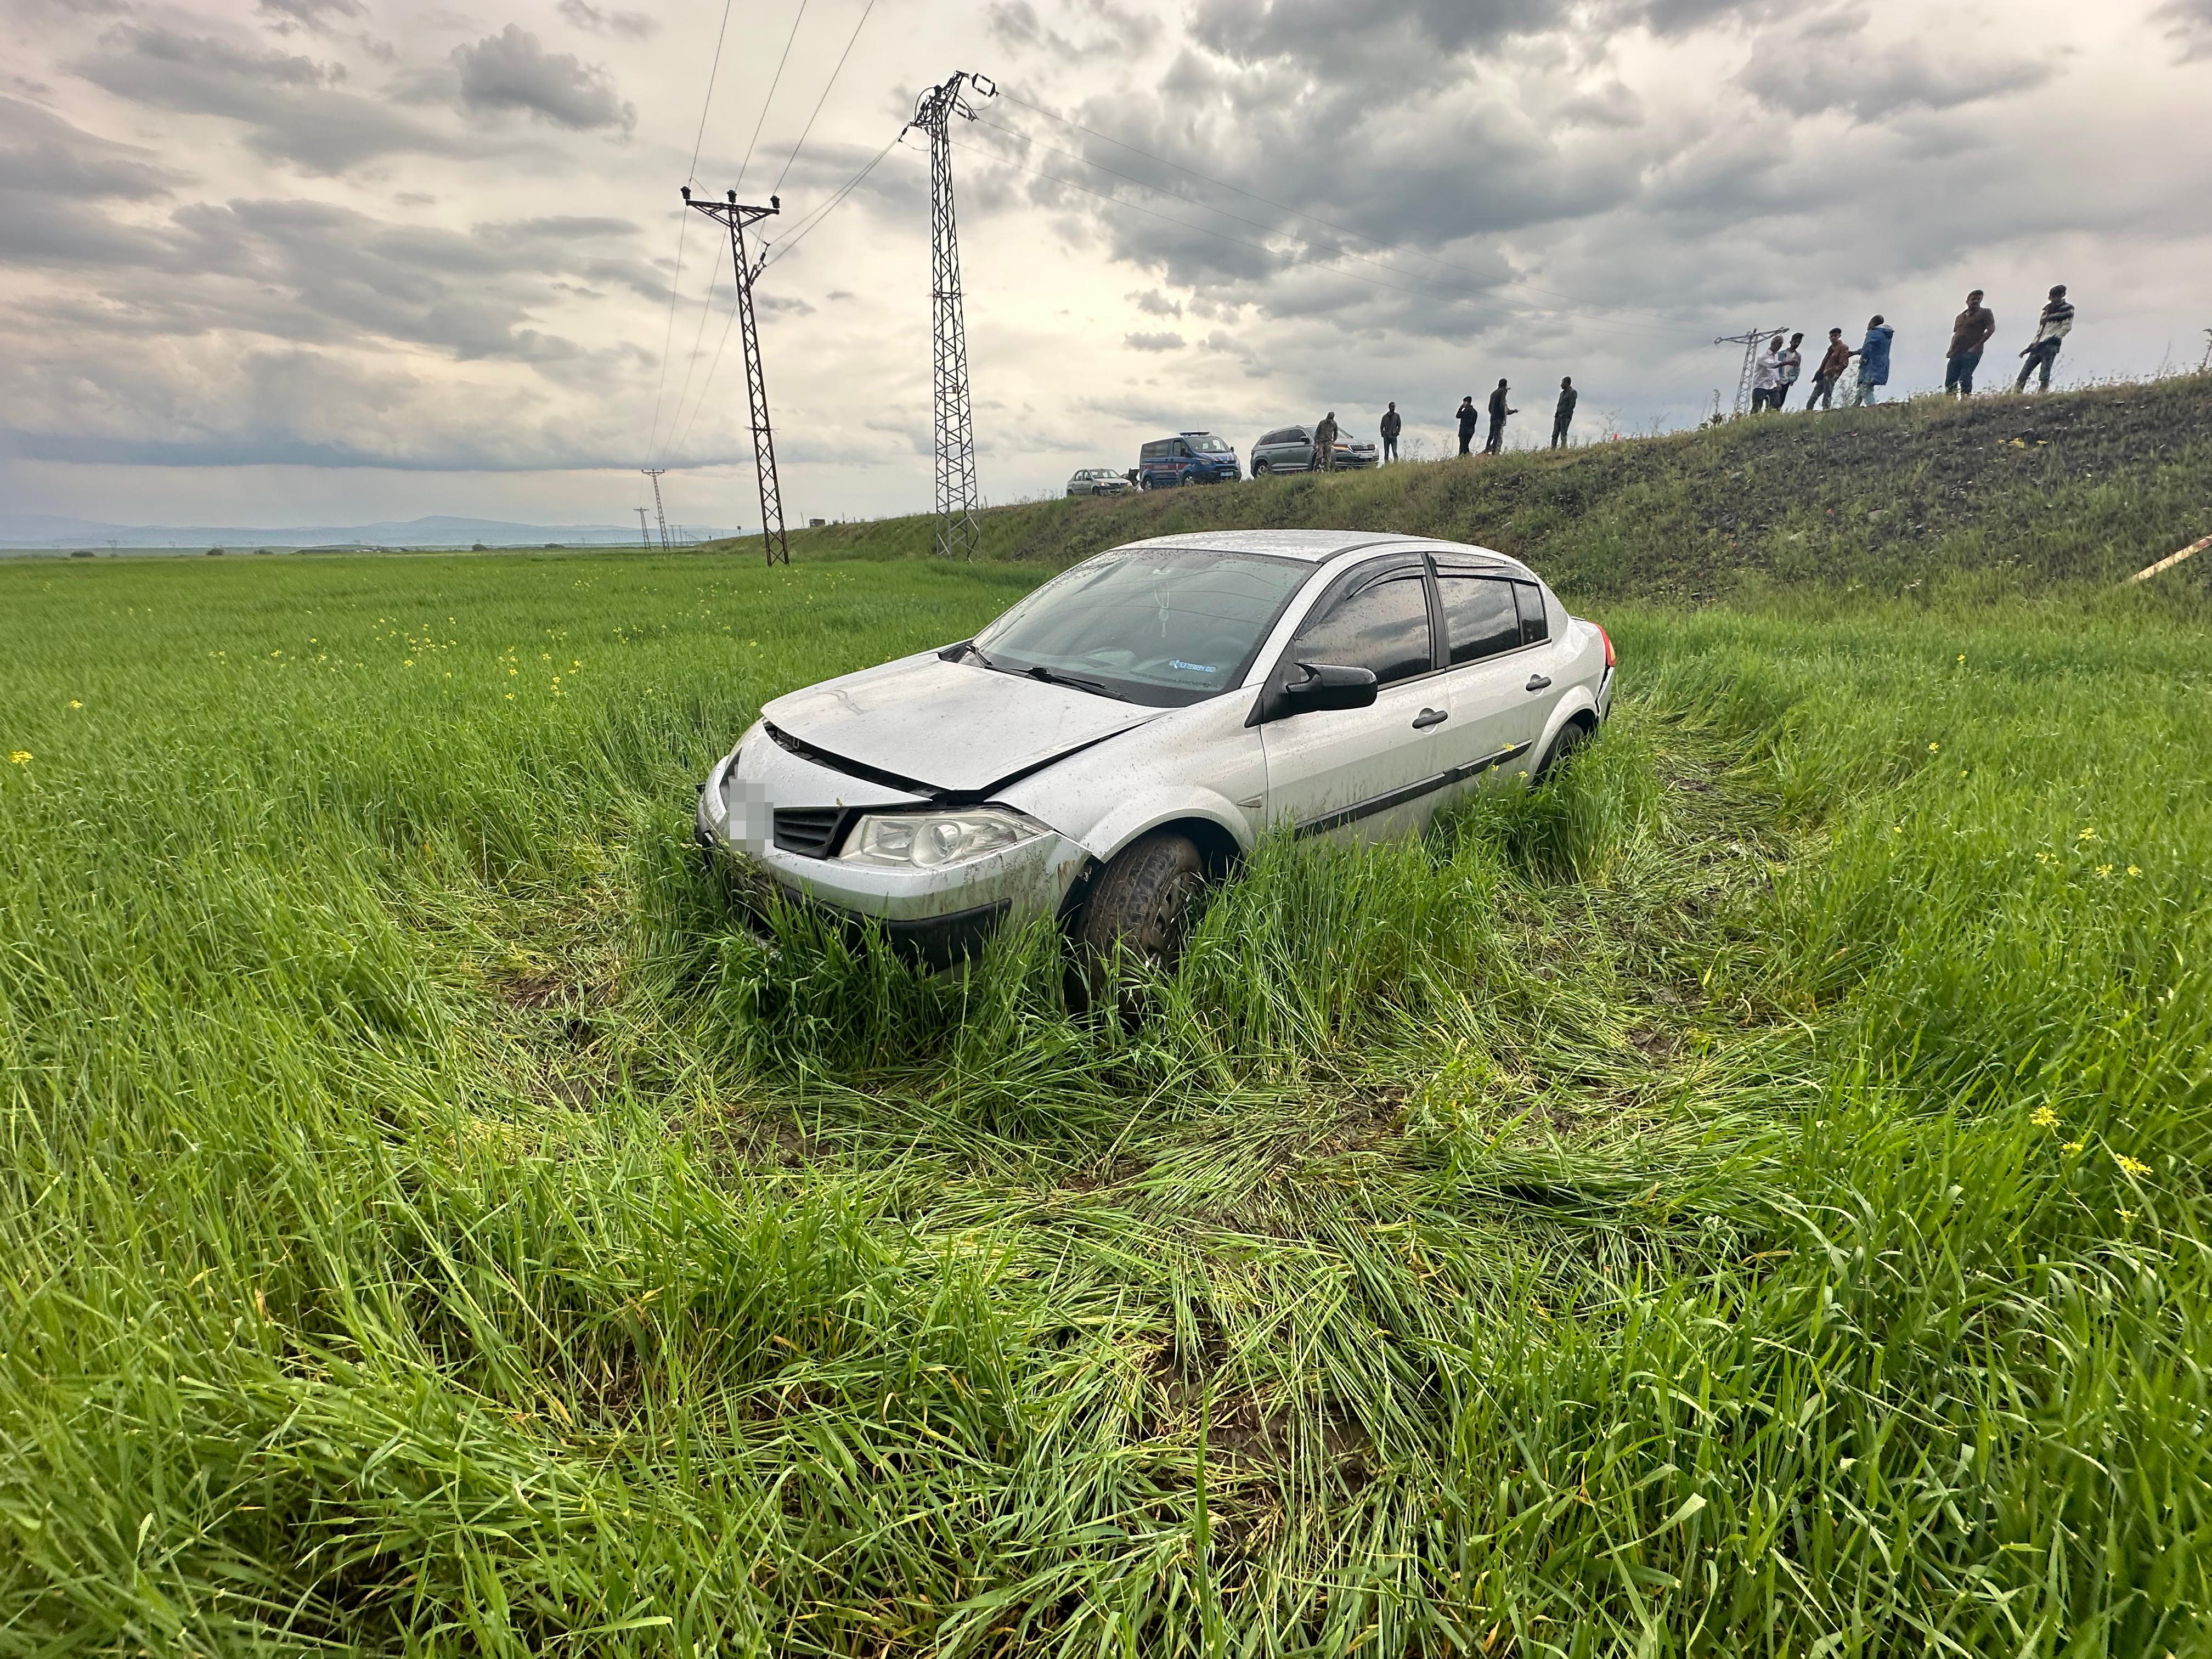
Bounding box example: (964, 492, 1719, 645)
(1251, 425, 1378, 475)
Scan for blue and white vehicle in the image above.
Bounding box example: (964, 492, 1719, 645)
(1137, 432, 1242, 489)
(697, 531, 1615, 968)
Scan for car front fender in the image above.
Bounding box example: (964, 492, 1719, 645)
(1064, 785, 1259, 864)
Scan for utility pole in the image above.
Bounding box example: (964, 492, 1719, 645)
(1714, 327, 1785, 419)
(634, 507, 652, 550)
(683, 185, 789, 567)
(906, 71, 995, 558)
(2200, 328, 2211, 373)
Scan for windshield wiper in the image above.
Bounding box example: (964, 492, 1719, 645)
(1025, 663, 1126, 700)
(943, 640, 998, 670)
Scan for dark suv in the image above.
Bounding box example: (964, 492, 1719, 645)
(1137, 432, 1242, 488)
(1250, 425, 1378, 475)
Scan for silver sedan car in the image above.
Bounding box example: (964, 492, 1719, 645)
(697, 530, 1615, 969)
(1066, 467, 1135, 496)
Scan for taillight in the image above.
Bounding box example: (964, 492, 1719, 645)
(1597, 624, 1616, 669)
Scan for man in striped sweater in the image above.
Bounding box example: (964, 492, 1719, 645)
(2015, 285, 2074, 392)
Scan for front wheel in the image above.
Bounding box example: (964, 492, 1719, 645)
(1252, 460, 1271, 476)
(1077, 830, 1206, 978)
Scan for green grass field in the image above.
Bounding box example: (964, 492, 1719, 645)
(5, 413, 2212, 1654)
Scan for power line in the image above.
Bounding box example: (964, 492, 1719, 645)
(650, 230, 728, 469)
(736, 0, 812, 191)
(763, 133, 902, 268)
(772, 0, 878, 195)
(644, 0, 736, 469)
(996, 86, 1679, 327)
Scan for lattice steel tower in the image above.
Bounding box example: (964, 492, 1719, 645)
(906, 71, 995, 558)
(1714, 326, 1785, 419)
(682, 186, 789, 566)
(640, 467, 671, 550)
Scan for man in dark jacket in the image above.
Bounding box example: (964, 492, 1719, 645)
(1550, 377, 1577, 447)
(1379, 402, 1402, 462)
(1311, 411, 1339, 473)
(1484, 379, 1516, 454)
(1806, 328, 1850, 409)
(1945, 290, 1996, 397)
(1455, 396, 1479, 455)
(2016, 285, 2074, 392)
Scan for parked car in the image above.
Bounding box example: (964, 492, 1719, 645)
(1137, 432, 1242, 488)
(696, 529, 1614, 971)
(1067, 467, 1135, 496)
(1250, 425, 1379, 475)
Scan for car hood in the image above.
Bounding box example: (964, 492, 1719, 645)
(761, 651, 1165, 795)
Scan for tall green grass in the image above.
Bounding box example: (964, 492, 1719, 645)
(3, 551, 2208, 1654)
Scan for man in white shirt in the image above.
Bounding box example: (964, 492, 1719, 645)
(2015, 285, 2074, 392)
(1751, 335, 1786, 413)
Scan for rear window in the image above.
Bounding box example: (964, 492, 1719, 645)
(1437, 573, 1521, 664)
(1514, 582, 1549, 645)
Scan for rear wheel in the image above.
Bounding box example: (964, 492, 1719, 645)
(1077, 830, 1206, 978)
(1535, 717, 1594, 781)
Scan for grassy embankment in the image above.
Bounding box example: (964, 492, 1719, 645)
(4, 379, 2212, 1653)
(731, 372, 2212, 601)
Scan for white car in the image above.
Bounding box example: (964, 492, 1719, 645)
(1066, 467, 1135, 496)
(696, 530, 1614, 968)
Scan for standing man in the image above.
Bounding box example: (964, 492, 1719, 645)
(1807, 328, 1850, 409)
(1775, 333, 1804, 408)
(1484, 379, 1516, 454)
(1751, 335, 1785, 411)
(1551, 377, 1578, 447)
(2016, 285, 2074, 392)
(1311, 410, 1340, 473)
(1848, 315, 1893, 407)
(1455, 394, 1480, 456)
(1379, 401, 1402, 463)
(1945, 290, 1997, 397)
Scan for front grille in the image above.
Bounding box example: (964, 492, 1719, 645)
(772, 807, 845, 859)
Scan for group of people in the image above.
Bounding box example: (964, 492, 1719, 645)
(1440, 377, 1580, 457)
(1748, 284, 2078, 413)
(1322, 281, 2078, 470)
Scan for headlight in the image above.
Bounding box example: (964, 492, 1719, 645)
(837, 807, 1046, 868)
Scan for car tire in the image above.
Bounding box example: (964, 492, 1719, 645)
(1253, 460, 1270, 476)
(1077, 829, 1207, 978)
(1535, 717, 1594, 781)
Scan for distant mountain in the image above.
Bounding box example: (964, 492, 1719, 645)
(0, 512, 741, 550)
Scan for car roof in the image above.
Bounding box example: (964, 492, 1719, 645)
(1113, 529, 1532, 574)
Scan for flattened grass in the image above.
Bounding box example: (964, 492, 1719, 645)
(2, 551, 2209, 1655)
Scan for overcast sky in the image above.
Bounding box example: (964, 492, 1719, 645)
(3, 0, 2208, 532)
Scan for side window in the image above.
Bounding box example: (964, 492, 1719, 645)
(1437, 573, 1521, 664)
(1172, 441, 1193, 458)
(1291, 568, 1434, 685)
(1141, 441, 1167, 461)
(1258, 430, 1284, 448)
(1514, 582, 1549, 646)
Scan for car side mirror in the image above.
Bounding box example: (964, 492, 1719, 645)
(1278, 661, 1378, 715)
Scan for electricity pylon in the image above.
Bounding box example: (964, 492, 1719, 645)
(634, 506, 652, 550)
(1714, 326, 1785, 417)
(906, 71, 995, 558)
(682, 185, 789, 567)
(640, 467, 671, 550)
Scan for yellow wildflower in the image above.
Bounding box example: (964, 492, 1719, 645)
(2063, 1140, 2086, 1154)
(2029, 1105, 2059, 1128)
(1927, 741, 1939, 752)
(8, 751, 29, 765)
(2120, 1209, 2137, 1223)
(2127, 866, 2142, 877)
(2115, 1154, 2150, 1178)
(2078, 826, 2097, 842)
(1956, 653, 1965, 664)
(68, 700, 81, 709)
(2096, 864, 2112, 877)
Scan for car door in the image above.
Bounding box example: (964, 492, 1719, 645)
(1259, 557, 1449, 842)
(1427, 562, 1568, 799)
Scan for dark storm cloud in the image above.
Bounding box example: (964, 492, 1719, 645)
(0, 97, 177, 201)
(1737, 12, 2053, 117)
(452, 25, 635, 132)
(2154, 0, 2212, 59)
(556, 0, 658, 40)
(77, 24, 460, 173)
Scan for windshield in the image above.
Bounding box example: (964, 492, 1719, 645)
(1187, 435, 1232, 453)
(973, 547, 1312, 706)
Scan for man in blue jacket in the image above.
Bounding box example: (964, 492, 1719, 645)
(1848, 315, 1893, 407)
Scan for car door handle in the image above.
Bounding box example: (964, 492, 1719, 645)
(1524, 674, 1553, 692)
(1412, 707, 1449, 729)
